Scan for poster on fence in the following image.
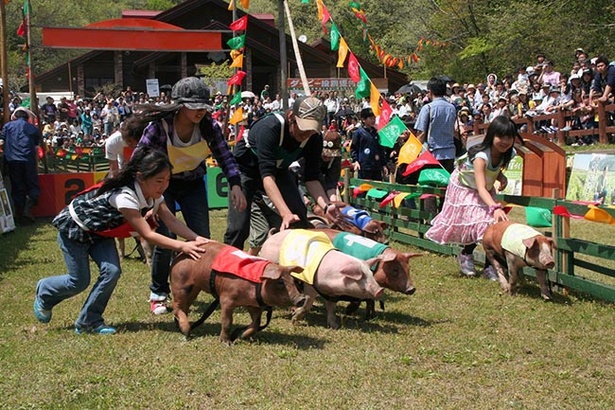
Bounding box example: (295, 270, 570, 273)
(566, 153, 615, 205)
(501, 155, 523, 195)
(0, 173, 16, 234)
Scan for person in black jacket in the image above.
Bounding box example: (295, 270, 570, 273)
(224, 96, 342, 250)
(350, 108, 388, 181)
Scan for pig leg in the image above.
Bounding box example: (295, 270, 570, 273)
(345, 301, 361, 315)
(219, 303, 236, 345)
(291, 285, 317, 324)
(235, 306, 263, 341)
(364, 300, 376, 320)
(535, 269, 552, 301)
(171, 285, 201, 337)
(485, 251, 511, 294)
(324, 300, 340, 329)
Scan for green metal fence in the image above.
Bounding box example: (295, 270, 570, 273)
(345, 176, 615, 303)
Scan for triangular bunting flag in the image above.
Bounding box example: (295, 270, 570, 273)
(402, 149, 440, 176)
(330, 23, 340, 51)
(336, 37, 349, 68)
(397, 133, 423, 165)
(229, 107, 244, 125)
(377, 115, 407, 148)
(227, 35, 246, 50)
(227, 70, 246, 86)
(230, 53, 244, 68)
(378, 99, 393, 131)
(347, 52, 361, 83)
(240, 0, 250, 9)
(369, 82, 381, 117)
(229, 16, 248, 32)
(229, 91, 242, 106)
(355, 68, 370, 99)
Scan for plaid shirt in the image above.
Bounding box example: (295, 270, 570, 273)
(52, 183, 155, 244)
(138, 115, 241, 187)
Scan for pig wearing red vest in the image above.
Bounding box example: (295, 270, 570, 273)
(170, 241, 306, 344)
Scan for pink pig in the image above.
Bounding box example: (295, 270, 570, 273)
(259, 229, 384, 329)
(482, 221, 556, 300)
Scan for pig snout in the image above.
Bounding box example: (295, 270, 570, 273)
(370, 284, 385, 299)
(405, 286, 416, 295)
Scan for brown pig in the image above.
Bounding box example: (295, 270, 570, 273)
(259, 229, 384, 329)
(316, 229, 421, 318)
(170, 241, 306, 344)
(482, 221, 556, 300)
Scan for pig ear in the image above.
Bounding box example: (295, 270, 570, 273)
(364, 257, 380, 271)
(547, 237, 558, 250)
(260, 264, 282, 281)
(522, 236, 538, 249)
(381, 252, 396, 262)
(290, 265, 304, 274)
(404, 252, 423, 259)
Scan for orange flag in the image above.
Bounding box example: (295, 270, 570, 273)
(240, 0, 250, 8)
(228, 0, 235, 10)
(316, 0, 324, 20)
(370, 82, 381, 117)
(336, 37, 349, 68)
(229, 107, 244, 125)
(397, 133, 423, 165)
(230, 53, 244, 68)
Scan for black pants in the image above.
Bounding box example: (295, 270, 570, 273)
(224, 169, 310, 250)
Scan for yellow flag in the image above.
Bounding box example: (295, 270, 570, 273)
(240, 0, 250, 8)
(230, 53, 244, 68)
(397, 132, 423, 165)
(370, 82, 381, 117)
(228, 0, 235, 10)
(336, 37, 349, 68)
(229, 107, 244, 125)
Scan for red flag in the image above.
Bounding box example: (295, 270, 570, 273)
(227, 70, 246, 86)
(378, 99, 393, 130)
(321, 5, 331, 34)
(402, 150, 441, 177)
(347, 53, 360, 83)
(229, 15, 248, 32)
(17, 22, 25, 37)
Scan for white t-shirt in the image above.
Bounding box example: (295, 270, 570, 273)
(105, 131, 125, 166)
(109, 181, 163, 214)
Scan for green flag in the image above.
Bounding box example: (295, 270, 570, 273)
(229, 91, 242, 106)
(227, 35, 246, 50)
(349, 1, 361, 10)
(377, 115, 407, 148)
(330, 23, 340, 51)
(355, 67, 370, 99)
(301, 0, 310, 3)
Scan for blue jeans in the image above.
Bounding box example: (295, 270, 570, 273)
(150, 177, 210, 296)
(36, 232, 121, 328)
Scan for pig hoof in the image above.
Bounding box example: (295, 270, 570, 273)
(541, 293, 552, 301)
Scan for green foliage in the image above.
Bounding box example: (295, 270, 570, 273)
(197, 61, 234, 87)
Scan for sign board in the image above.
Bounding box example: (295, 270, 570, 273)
(0, 173, 15, 234)
(566, 153, 615, 205)
(501, 155, 524, 195)
(287, 78, 389, 94)
(146, 79, 160, 98)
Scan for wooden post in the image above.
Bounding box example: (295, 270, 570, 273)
(597, 101, 608, 144)
(0, 0, 10, 125)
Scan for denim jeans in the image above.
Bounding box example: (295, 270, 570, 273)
(150, 177, 210, 296)
(36, 232, 121, 328)
(223, 169, 309, 250)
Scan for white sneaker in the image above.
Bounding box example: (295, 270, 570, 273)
(149, 293, 169, 315)
(457, 253, 476, 276)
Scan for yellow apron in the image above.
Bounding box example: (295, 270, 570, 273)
(163, 119, 211, 175)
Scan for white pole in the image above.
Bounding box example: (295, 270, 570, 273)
(283, 0, 310, 96)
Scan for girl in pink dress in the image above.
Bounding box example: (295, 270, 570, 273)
(426, 116, 523, 279)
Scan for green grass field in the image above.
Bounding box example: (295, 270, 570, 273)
(1, 210, 613, 409)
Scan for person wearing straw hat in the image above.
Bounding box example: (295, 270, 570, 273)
(224, 96, 342, 250)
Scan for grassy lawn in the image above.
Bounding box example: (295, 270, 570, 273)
(0, 209, 613, 409)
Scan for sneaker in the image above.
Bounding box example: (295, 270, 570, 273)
(150, 299, 170, 315)
(149, 292, 170, 315)
(561, 126, 572, 132)
(75, 324, 116, 335)
(457, 253, 476, 277)
(482, 266, 499, 281)
(33, 297, 52, 323)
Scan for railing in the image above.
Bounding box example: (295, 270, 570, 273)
(344, 175, 615, 302)
(464, 102, 615, 145)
